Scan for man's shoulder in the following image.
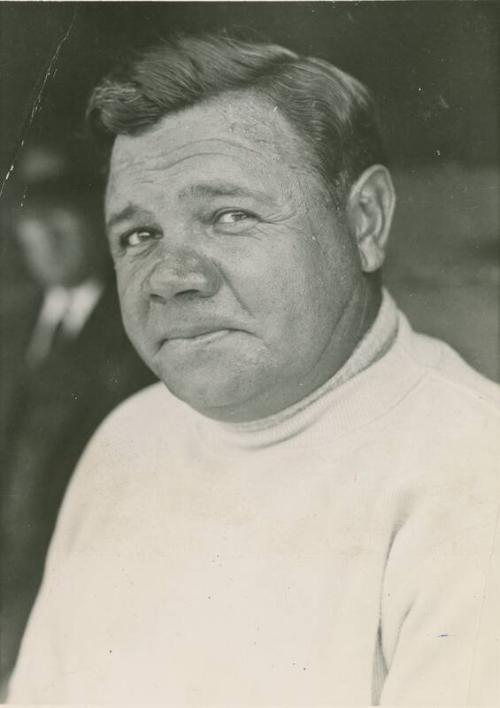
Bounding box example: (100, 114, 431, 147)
(51, 383, 192, 553)
(68, 382, 192, 497)
(97, 381, 192, 438)
(373, 320, 500, 586)
(384, 317, 500, 494)
(339, 309, 499, 461)
(396, 313, 500, 418)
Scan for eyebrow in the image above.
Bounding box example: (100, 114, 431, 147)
(178, 182, 274, 205)
(106, 204, 156, 231)
(106, 182, 275, 230)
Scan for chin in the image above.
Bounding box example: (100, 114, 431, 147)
(145, 334, 266, 416)
(158, 364, 261, 421)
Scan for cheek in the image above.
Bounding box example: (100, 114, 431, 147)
(116, 268, 146, 339)
(267, 232, 355, 346)
(237, 237, 329, 345)
(272, 237, 332, 313)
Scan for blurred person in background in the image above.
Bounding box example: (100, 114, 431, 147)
(0, 141, 156, 694)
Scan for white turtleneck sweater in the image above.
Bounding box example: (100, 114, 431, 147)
(9, 293, 500, 705)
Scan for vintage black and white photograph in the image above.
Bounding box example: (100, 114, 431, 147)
(0, 2, 499, 705)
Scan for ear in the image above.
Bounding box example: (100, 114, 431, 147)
(345, 165, 395, 273)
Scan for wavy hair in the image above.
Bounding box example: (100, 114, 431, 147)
(87, 33, 387, 205)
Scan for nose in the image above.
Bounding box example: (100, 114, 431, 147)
(144, 248, 222, 303)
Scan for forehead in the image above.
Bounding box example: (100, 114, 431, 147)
(106, 93, 319, 209)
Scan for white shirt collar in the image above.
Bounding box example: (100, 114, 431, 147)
(40, 280, 104, 336)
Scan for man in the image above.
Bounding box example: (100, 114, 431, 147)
(9, 35, 500, 705)
(1, 144, 156, 691)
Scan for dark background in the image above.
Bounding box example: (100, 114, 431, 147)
(1, 1, 499, 170)
(1, 1, 499, 380)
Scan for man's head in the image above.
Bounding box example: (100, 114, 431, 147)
(88, 34, 395, 422)
(14, 145, 109, 288)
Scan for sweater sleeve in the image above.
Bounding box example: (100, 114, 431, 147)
(6, 545, 70, 703)
(6, 406, 126, 703)
(379, 491, 500, 705)
(7, 384, 172, 703)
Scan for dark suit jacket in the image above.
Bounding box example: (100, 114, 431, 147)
(0, 284, 157, 686)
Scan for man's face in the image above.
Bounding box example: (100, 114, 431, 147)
(16, 206, 94, 287)
(106, 94, 366, 422)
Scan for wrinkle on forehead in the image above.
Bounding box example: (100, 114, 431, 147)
(111, 139, 264, 173)
(109, 92, 316, 178)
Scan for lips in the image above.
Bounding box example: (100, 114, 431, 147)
(156, 325, 240, 351)
(167, 328, 232, 343)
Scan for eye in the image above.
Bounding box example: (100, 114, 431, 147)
(216, 211, 249, 224)
(213, 210, 257, 233)
(120, 229, 159, 249)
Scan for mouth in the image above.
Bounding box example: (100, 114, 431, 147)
(160, 328, 235, 348)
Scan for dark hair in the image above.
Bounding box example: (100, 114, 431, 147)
(87, 33, 387, 205)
